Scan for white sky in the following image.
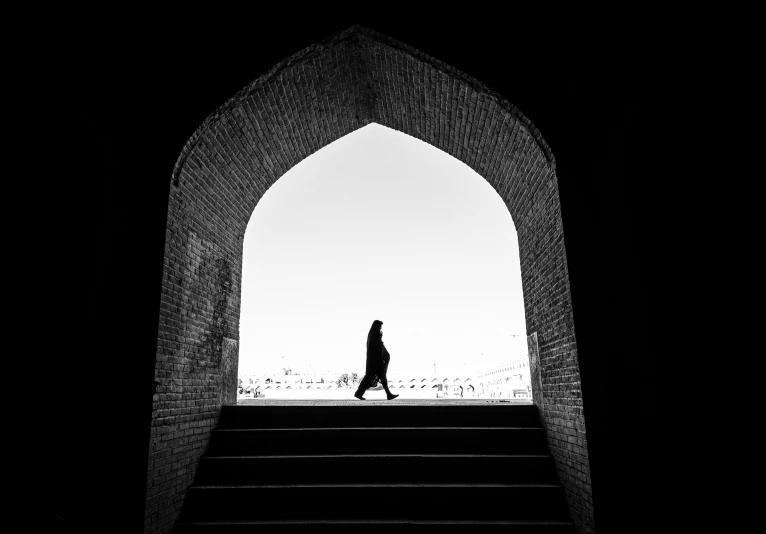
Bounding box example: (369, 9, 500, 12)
(238, 124, 527, 378)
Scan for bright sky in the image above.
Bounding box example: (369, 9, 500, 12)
(238, 124, 527, 378)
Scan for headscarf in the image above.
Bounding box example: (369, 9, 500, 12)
(366, 319, 383, 355)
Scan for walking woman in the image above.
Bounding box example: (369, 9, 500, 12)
(354, 320, 399, 401)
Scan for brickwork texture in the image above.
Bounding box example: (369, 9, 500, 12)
(146, 26, 594, 533)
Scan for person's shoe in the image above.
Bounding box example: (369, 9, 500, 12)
(354, 392, 366, 400)
(386, 393, 399, 400)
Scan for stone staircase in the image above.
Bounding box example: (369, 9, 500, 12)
(173, 403, 576, 531)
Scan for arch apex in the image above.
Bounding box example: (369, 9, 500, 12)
(171, 25, 555, 187)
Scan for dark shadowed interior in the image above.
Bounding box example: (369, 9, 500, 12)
(31, 12, 658, 534)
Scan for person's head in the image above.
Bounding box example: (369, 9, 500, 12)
(368, 320, 383, 343)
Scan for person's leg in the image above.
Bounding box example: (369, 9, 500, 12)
(355, 374, 373, 400)
(380, 375, 398, 400)
(380, 376, 392, 396)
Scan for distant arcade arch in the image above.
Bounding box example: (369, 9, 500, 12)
(147, 25, 593, 534)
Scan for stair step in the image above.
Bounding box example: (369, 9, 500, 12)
(179, 484, 569, 521)
(175, 519, 577, 532)
(173, 404, 574, 530)
(195, 454, 558, 485)
(219, 404, 541, 429)
(208, 427, 548, 456)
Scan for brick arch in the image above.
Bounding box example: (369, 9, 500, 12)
(147, 25, 593, 533)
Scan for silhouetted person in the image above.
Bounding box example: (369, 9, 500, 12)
(354, 320, 399, 401)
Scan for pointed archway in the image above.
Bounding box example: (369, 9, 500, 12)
(147, 25, 592, 533)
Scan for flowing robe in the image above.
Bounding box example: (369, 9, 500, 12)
(364, 338, 390, 388)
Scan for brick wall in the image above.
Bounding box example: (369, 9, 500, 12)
(146, 25, 594, 533)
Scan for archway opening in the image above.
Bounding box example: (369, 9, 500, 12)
(236, 124, 530, 400)
(147, 25, 592, 534)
